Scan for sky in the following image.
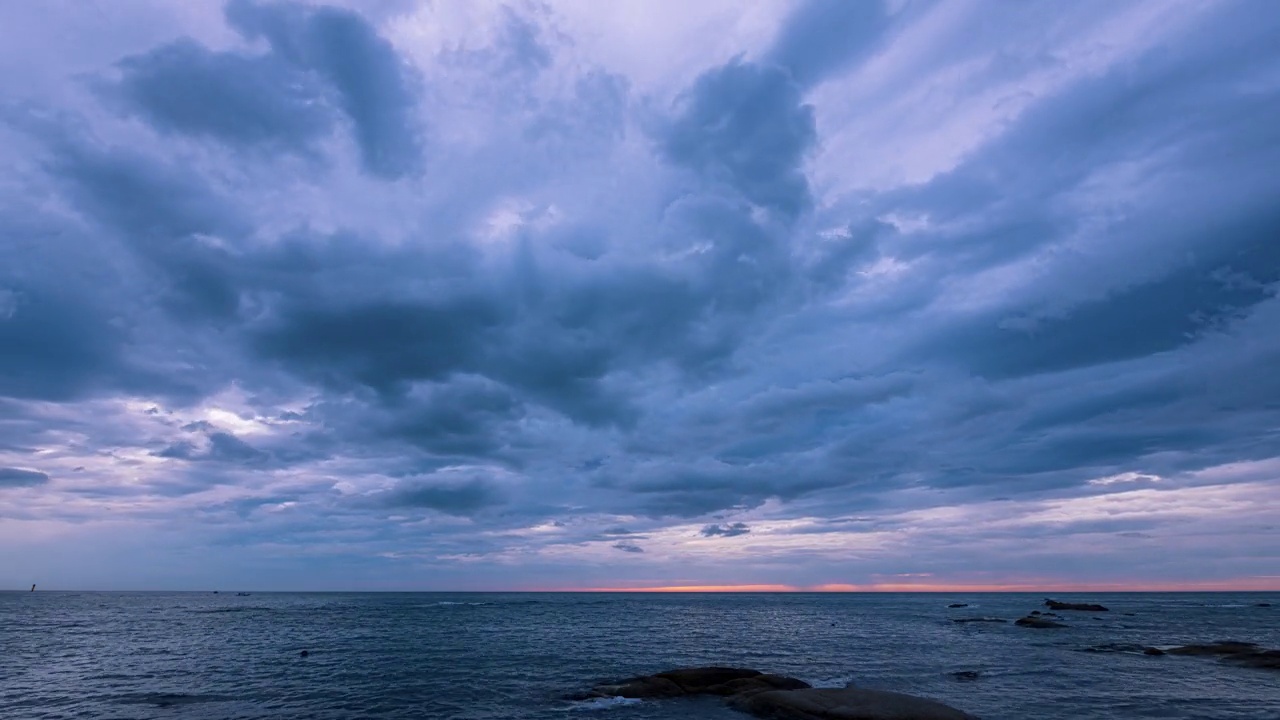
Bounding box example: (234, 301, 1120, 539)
(1, 0, 1279, 592)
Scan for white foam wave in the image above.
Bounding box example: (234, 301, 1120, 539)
(567, 696, 643, 711)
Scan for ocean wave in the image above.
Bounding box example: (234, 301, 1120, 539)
(567, 696, 643, 711)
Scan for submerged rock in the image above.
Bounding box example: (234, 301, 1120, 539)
(948, 603, 969, 608)
(950, 670, 981, 681)
(583, 667, 979, 719)
(1044, 599, 1109, 612)
(589, 667, 807, 700)
(1082, 643, 1162, 655)
(1166, 641, 1259, 657)
(952, 617, 1007, 624)
(1165, 641, 1280, 671)
(729, 687, 978, 720)
(1226, 650, 1280, 669)
(1015, 616, 1068, 628)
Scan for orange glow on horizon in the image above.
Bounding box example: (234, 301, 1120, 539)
(544, 577, 1280, 593)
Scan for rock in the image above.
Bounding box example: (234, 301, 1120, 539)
(1029, 611, 1041, 616)
(591, 667, 797, 699)
(592, 675, 686, 699)
(1044, 598, 1108, 612)
(948, 603, 968, 608)
(656, 666, 762, 692)
(715, 675, 813, 697)
(1224, 650, 1280, 669)
(952, 617, 1007, 624)
(1166, 641, 1258, 657)
(729, 687, 978, 720)
(1015, 616, 1067, 628)
(950, 671, 981, 682)
(1082, 643, 1163, 655)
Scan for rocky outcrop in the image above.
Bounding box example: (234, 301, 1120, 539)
(583, 667, 978, 719)
(1044, 599, 1108, 612)
(1015, 616, 1067, 628)
(1165, 641, 1280, 669)
(1082, 643, 1162, 655)
(589, 667, 810, 699)
(1166, 641, 1259, 657)
(729, 687, 978, 720)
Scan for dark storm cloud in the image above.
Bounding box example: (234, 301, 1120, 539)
(377, 477, 503, 516)
(660, 59, 816, 219)
(765, 0, 890, 88)
(700, 522, 750, 538)
(2, 0, 1279, 589)
(0, 284, 130, 401)
(0, 467, 49, 487)
(111, 38, 334, 153)
(225, 0, 422, 178)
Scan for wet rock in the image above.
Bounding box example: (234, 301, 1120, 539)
(1015, 616, 1068, 628)
(1166, 641, 1259, 657)
(1165, 641, 1280, 670)
(592, 675, 686, 699)
(1044, 598, 1108, 612)
(589, 667, 805, 699)
(952, 617, 1007, 624)
(1225, 650, 1280, 669)
(729, 687, 978, 720)
(948, 603, 969, 608)
(1083, 643, 1162, 655)
(715, 675, 813, 697)
(582, 667, 980, 718)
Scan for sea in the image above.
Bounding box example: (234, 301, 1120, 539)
(1, 592, 1277, 720)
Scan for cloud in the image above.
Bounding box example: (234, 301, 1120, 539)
(0, 467, 49, 487)
(765, 0, 890, 88)
(111, 38, 334, 154)
(0, 0, 1278, 590)
(660, 58, 816, 220)
(701, 522, 750, 537)
(225, 0, 423, 178)
(377, 476, 503, 516)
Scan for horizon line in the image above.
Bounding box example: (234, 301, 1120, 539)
(10, 582, 1280, 593)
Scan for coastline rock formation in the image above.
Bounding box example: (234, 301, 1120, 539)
(1015, 616, 1068, 628)
(730, 687, 978, 720)
(1167, 641, 1280, 670)
(584, 667, 978, 719)
(1044, 599, 1109, 612)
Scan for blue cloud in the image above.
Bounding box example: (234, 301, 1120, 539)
(765, 0, 890, 88)
(0, 467, 49, 487)
(660, 59, 816, 220)
(112, 38, 334, 153)
(225, 0, 422, 178)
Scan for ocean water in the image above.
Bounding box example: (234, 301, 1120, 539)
(1, 592, 1278, 720)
